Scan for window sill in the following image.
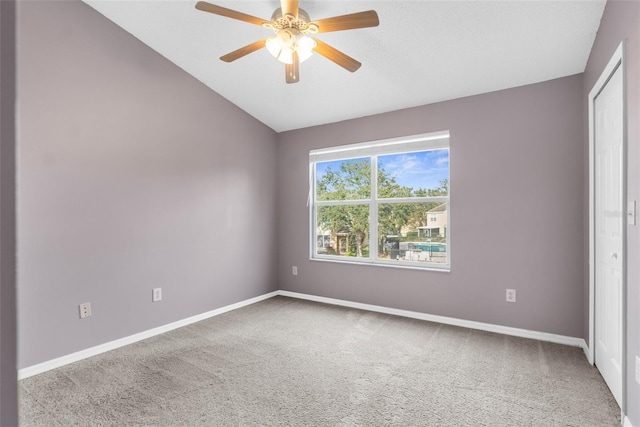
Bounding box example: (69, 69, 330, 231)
(309, 256, 451, 272)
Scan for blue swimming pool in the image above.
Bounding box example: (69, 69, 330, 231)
(408, 243, 447, 252)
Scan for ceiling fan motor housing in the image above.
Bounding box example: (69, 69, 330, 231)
(267, 8, 318, 34)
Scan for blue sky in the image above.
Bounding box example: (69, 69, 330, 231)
(379, 149, 449, 190)
(316, 149, 449, 191)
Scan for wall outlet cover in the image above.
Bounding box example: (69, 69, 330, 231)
(636, 355, 640, 385)
(79, 302, 91, 319)
(292, 266, 298, 276)
(152, 288, 162, 302)
(506, 289, 516, 303)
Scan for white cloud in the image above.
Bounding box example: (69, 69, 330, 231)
(435, 156, 449, 166)
(380, 150, 449, 189)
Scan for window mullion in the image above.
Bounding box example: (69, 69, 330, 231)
(378, 196, 449, 204)
(309, 130, 450, 270)
(315, 199, 372, 207)
(371, 155, 378, 262)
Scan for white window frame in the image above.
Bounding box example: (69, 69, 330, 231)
(309, 131, 451, 271)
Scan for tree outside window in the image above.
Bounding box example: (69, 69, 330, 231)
(310, 132, 450, 270)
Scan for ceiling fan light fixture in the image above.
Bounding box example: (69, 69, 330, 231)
(296, 35, 316, 62)
(195, 1, 379, 83)
(266, 29, 316, 65)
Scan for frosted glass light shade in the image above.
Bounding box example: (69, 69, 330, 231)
(296, 36, 316, 62)
(266, 30, 316, 65)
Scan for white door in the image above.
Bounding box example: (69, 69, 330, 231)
(594, 62, 623, 406)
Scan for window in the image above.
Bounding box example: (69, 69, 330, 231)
(310, 131, 450, 270)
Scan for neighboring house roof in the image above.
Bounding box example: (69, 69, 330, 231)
(427, 203, 447, 213)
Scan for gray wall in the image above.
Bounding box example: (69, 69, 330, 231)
(0, 0, 17, 424)
(17, 1, 278, 369)
(13, 0, 636, 423)
(277, 74, 585, 338)
(583, 0, 640, 423)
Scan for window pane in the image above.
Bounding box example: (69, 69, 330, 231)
(316, 158, 371, 201)
(316, 205, 370, 258)
(378, 203, 448, 264)
(378, 149, 449, 198)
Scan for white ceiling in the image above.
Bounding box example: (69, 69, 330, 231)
(83, 0, 606, 132)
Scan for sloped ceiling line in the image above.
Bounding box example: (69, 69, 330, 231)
(83, 0, 606, 132)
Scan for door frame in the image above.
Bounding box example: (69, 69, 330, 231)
(588, 41, 626, 411)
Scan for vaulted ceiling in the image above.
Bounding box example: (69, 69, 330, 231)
(83, 0, 606, 132)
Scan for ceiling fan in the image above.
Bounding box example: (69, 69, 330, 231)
(195, 0, 379, 84)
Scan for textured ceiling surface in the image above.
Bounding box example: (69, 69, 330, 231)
(83, 0, 606, 132)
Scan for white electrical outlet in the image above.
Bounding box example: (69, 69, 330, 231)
(152, 288, 162, 302)
(635, 355, 640, 385)
(506, 289, 516, 303)
(292, 266, 298, 276)
(79, 302, 91, 319)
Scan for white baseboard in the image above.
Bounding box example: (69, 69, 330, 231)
(18, 291, 279, 380)
(624, 415, 637, 427)
(277, 290, 588, 350)
(19, 289, 590, 380)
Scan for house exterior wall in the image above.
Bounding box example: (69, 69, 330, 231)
(427, 209, 447, 237)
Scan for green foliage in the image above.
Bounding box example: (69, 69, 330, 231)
(317, 205, 369, 257)
(377, 169, 412, 198)
(414, 179, 448, 197)
(316, 160, 448, 258)
(317, 159, 371, 201)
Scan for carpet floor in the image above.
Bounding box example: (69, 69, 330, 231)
(19, 296, 620, 426)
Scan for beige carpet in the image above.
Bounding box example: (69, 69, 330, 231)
(19, 296, 620, 426)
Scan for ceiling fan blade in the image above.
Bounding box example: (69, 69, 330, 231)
(220, 39, 268, 62)
(310, 10, 379, 33)
(285, 51, 300, 84)
(312, 39, 361, 73)
(195, 2, 268, 27)
(280, 0, 299, 18)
